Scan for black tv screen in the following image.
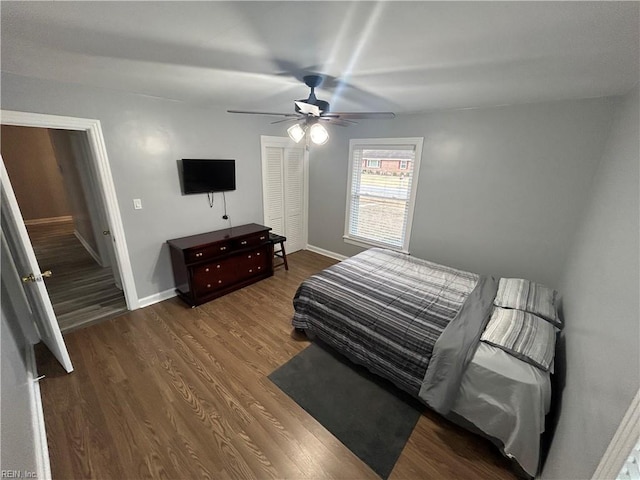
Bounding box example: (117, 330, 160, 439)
(181, 159, 236, 194)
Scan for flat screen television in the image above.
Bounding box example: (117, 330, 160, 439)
(181, 159, 236, 194)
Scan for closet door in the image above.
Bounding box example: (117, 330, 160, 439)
(261, 137, 307, 254)
(263, 145, 285, 235)
(283, 147, 305, 253)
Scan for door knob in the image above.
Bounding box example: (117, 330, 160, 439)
(22, 270, 52, 283)
(103, 230, 111, 235)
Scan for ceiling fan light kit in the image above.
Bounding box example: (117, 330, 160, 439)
(228, 74, 395, 145)
(286, 120, 328, 145)
(287, 123, 306, 143)
(308, 123, 329, 145)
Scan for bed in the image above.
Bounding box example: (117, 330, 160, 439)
(292, 247, 557, 478)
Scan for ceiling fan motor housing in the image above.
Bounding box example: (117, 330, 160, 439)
(295, 74, 330, 113)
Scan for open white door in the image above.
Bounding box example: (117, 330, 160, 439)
(0, 157, 73, 373)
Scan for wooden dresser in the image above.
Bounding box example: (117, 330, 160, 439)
(167, 223, 272, 307)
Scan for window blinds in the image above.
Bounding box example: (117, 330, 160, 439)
(347, 145, 416, 249)
(617, 439, 640, 479)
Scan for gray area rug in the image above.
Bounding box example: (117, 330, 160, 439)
(268, 341, 424, 479)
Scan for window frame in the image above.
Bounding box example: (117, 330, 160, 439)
(343, 137, 424, 253)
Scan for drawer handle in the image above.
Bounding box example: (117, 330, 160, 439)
(258, 266, 261, 270)
(196, 252, 203, 257)
(220, 246, 227, 251)
(218, 280, 222, 284)
(241, 240, 247, 245)
(206, 284, 211, 288)
(257, 252, 261, 256)
(260, 236, 265, 240)
(216, 264, 221, 269)
(205, 268, 209, 272)
(249, 269, 253, 273)
(248, 255, 252, 259)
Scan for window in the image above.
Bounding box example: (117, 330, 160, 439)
(366, 159, 380, 168)
(344, 137, 423, 252)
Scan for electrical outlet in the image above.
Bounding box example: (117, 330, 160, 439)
(133, 198, 142, 210)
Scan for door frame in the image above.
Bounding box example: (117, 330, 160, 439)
(260, 135, 309, 249)
(592, 388, 640, 478)
(1, 110, 139, 309)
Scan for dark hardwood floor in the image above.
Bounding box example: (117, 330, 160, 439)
(26, 220, 128, 332)
(36, 250, 517, 480)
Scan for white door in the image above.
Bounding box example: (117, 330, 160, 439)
(261, 136, 307, 254)
(0, 157, 73, 373)
(283, 147, 305, 253)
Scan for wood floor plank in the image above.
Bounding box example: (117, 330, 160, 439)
(37, 250, 518, 480)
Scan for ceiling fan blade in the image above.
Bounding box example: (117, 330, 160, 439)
(323, 112, 396, 119)
(320, 117, 358, 126)
(227, 110, 299, 117)
(270, 117, 301, 125)
(327, 119, 354, 127)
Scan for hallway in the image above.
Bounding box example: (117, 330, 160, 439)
(27, 220, 127, 332)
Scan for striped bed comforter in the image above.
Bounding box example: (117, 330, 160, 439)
(292, 248, 485, 399)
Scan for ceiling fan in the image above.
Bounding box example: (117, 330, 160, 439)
(227, 75, 395, 145)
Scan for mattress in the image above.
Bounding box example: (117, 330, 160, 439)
(452, 342, 551, 477)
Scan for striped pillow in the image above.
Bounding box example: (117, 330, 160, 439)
(481, 307, 556, 371)
(494, 278, 562, 328)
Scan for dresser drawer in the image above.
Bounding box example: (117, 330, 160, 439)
(184, 241, 232, 263)
(234, 248, 270, 280)
(192, 257, 238, 296)
(233, 232, 269, 249)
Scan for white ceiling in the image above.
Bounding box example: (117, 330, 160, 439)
(2, 1, 638, 114)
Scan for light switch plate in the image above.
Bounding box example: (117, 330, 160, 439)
(133, 198, 142, 210)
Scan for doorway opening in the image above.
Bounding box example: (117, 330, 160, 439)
(1, 110, 138, 336)
(2, 125, 127, 332)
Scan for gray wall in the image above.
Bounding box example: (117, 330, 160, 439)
(49, 129, 100, 258)
(1, 232, 40, 475)
(541, 86, 640, 479)
(0, 306, 38, 475)
(1, 72, 282, 299)
(310, 97, 616, 288)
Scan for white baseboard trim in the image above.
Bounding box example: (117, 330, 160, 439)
(138, 288, 177, 309)
(305, 244, 348, 261)
(24, 215, 73, 226)
(592, 389, 640, 479)
(73, 230, 104, 267)
(26, 343, 51, 480)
